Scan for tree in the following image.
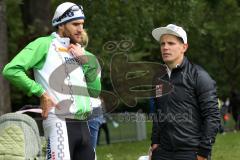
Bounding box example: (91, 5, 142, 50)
(187, 0, 240, 96)
(0, 0, 11, 114)
(5, 0, 52, 110)
(4, 0, 240, 111)
(19, 0, 52, 42)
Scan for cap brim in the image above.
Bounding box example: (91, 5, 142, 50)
(152, 27, 181, 42)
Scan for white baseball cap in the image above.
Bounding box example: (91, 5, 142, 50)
(152, 24, 187, 44)
(52, 2, 85, 27)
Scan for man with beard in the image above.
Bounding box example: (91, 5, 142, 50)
(3, 2, 101, 160)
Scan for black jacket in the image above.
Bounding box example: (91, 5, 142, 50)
(151, 57, 220, 158)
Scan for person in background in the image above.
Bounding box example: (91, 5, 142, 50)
(2, 2, 101, 160)
(80, 28, 103, 151)
(218, 98, 225, 133)
(97, 114, 110, 145)
(149, 97, 155, 114)
(229, 90, 240, 130)
(218, 97, 230, 133)
(149, 24, 220, 160)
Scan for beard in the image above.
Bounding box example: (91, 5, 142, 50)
(62, 28, 81, 44)
(62, 32, 77, 44)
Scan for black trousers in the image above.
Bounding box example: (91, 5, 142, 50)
(152, 147, 211, 160)
(66, 119, 95, 160)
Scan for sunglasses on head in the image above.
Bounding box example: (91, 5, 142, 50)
(55, 5, 83, 22)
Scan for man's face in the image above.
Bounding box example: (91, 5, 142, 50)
(160, 34, 188, 66)
(61, 19, 84, 44)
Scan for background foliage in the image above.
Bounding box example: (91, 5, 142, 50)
(3, 0, 240, 111)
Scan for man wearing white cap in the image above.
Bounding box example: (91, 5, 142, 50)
(3, 2, 101, 160)
(149, 24, 220, 160)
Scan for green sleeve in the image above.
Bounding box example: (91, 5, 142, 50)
(82, 50, 101, 98)
(2, 36, 53, 97)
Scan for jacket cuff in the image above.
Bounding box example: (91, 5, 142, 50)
(197, 147, 211, 158)
(35, 88, 45, 97)
(151, 137, 160, 145)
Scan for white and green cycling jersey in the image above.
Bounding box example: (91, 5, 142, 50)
(3, 32, 101, 119)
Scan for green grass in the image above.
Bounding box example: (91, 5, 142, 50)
(212, 132, 240, 160)
(96, 140, 151, 160)
(96, 122, 240, 160)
